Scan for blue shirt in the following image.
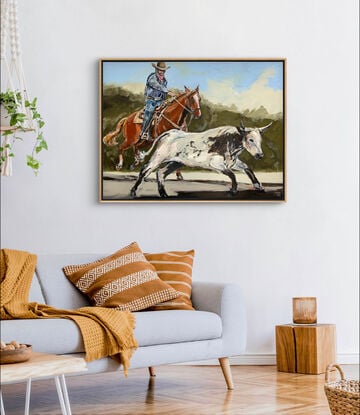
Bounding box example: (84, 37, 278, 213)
(144, 72, 168, 100)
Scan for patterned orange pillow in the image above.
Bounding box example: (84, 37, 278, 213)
(144, 250, 195, 310)
(63, 242, 180, 312)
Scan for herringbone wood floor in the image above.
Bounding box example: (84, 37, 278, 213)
(1, 364, 358, 415)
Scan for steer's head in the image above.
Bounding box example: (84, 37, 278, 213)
(238, 122, 272, 160)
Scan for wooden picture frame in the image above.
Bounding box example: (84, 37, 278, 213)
(99, 59, 286, 202)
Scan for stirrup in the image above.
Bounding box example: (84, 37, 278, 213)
(139, 132, 150, 142)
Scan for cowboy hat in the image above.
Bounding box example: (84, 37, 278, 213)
(152, 61, 170, 71)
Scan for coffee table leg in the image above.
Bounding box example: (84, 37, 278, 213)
(54, 376, 68, 415)
(24, 379, 31, 415)
(60, 375, 72, 415)
(0, 388, 6, 415)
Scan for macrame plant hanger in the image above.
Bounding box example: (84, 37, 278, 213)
(1, 0, 34, 176)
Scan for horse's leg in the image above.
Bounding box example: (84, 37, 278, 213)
(115, 155, 123, 171)
(157, 162, 184, 198)
(116, 121, 142, 170)
(130, 146, 146, 170)
(130, 122, 149, 167)
(133, 147, 143, 166)
(175, 169, 184, 180)
(115, 141, 129, 171)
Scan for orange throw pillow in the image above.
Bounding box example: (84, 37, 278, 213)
(144, 250, 195, 310)
(63, 242, 180, 312)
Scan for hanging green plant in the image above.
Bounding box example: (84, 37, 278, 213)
(0, 90, 47, 175)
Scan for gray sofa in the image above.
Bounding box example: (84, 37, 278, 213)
(1, 254, 247, 389)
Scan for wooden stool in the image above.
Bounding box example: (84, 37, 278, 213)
(275, 324, 336, 374)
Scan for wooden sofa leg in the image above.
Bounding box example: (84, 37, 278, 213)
(219, 357, 234, 390)
(148, 367, 156, 377)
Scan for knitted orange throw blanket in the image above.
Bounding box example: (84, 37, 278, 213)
(0, 249, 138, 375)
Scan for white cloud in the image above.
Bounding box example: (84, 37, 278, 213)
(121, 82, 144, 95)
(205, 68, 283, 114)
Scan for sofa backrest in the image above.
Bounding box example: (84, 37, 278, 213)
(34, 254, 106, 309)
(29, 273, 46, 303)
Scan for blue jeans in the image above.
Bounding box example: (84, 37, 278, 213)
(140, 99, 162, 138)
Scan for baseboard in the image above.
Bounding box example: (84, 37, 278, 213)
(181, 353, 359, 366)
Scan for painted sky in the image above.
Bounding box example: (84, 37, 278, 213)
(103, 60, 284, 115)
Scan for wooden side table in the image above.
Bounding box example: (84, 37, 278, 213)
(276, 324, 336, 374)
(0, 352, 87, 415)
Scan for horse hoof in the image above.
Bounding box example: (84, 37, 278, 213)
(115, 164, 122, 171)
(130, 189, 136, 198)
(176, 174, 184, 181)
(159, 191, 168, 198)
(229, 189, 238, 196)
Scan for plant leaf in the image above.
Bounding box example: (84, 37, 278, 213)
(26, 155, 40, 170)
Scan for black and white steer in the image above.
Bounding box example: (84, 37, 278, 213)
(130, 123, 272, 198)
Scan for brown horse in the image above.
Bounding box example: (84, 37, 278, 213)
(103, 86, 201, 171)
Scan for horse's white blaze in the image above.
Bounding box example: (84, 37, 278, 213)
(193, 93, 201, 117)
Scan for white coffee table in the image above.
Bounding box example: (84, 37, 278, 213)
(0, 352, 87, 415)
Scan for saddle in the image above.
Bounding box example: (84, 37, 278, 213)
(133, 98, 180, 141)
(133, 105, 166, 125)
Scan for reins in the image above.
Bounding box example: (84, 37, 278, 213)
(160, 113, 182, 129)
(155, 90, 199, 132)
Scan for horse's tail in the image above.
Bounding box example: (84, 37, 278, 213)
(103, 117, 127, 146)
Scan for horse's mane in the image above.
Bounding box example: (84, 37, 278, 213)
(162, 90, 191, 109)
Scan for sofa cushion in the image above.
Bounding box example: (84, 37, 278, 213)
(134, 310, 222, 346)
(63, 242, 180, 311)
(144, 250, 195, 311)
(0, 310, 222, 354)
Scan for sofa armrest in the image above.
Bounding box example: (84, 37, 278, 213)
(191, 282, 247, 356)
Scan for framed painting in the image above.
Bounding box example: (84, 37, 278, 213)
(99, 59, 286, 202)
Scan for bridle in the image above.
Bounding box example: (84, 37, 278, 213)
(174, 90, 201, 117)
(160, 89, 200, 130)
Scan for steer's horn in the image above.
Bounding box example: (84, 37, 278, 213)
(258, 122, 273, 133)
(239, 120, 252, 133)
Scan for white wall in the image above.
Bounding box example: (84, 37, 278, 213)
(1, 0, 359, 361)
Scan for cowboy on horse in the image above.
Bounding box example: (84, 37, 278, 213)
(138, 61, 173, 144)
(102, 62, 202, 171)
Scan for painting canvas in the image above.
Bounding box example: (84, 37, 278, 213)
(99, 59, 286, 202)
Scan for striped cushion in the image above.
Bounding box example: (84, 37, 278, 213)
(63, 242, 180, 312)
(144, 250, 195, 310)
